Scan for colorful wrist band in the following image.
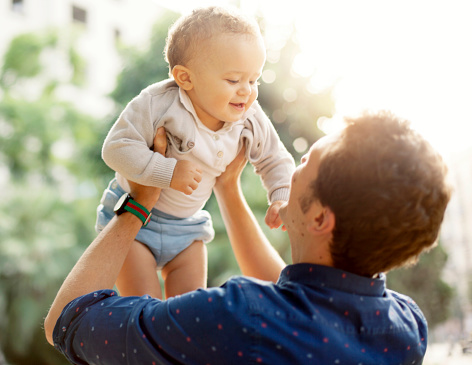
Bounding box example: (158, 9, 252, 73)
(114, 193, 152, 227)
(124, 199, 152, 226)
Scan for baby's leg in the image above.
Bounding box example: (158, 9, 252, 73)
(161, 240, 207, 298)
(116, 240, 162, 299)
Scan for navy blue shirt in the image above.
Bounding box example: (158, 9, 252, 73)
(53, 263, 427, 364)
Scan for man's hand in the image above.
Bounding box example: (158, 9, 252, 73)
(171, 160, 202, 195)
(128, 127, 167, 208)
(215, 146, 247, 190)
(265, 201, 285, 231)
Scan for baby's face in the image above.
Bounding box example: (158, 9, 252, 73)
(185, 33, 266, 131)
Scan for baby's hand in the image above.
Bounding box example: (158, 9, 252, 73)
(265, 200, 284, 229)
(171, 160, 202, 195)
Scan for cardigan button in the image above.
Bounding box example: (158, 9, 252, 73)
(187, 141, 195, 148)
(217, 151, 224, 158)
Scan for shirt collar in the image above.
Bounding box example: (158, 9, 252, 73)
(178, 87, 257, 132)
(277, 263, 386, 297)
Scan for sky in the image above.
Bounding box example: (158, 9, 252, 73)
(154, 0, 472, 159)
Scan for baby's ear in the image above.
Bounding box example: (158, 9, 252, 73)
(172, 65, 193, 90)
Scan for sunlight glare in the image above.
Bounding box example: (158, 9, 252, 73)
(154, 0, 472, 157)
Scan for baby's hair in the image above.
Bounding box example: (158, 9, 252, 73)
(164, 6, 261, 74)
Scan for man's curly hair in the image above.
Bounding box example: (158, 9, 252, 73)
(312, 111, 451, 277)
(164, 6, 261, 75)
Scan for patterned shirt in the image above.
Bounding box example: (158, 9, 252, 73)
(53, 263, 427, 364)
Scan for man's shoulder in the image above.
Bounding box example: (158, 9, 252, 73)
(224, 275, 277, 288)
(388, 289, 426, 314)
(199, 275, 279, 301)
(218, 276, 281, 303)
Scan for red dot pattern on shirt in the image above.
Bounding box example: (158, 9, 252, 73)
(71, 282, 422, 365)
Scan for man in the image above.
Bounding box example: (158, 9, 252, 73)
(44, 111, 451, 364)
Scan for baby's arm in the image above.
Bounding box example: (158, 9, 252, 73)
(243, 103, 295, 229)
(102, 91, 173, 188)
(265, 200, 286, 230)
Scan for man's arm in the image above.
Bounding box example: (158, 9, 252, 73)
(214, 147, 286, 283)
(44, 128, 167, 345)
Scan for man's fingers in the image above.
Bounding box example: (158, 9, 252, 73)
(153, 127, 167, 155)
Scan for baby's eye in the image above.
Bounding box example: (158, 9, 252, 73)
(226, 79, 239, 84)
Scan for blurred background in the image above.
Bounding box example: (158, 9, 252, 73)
(0, 0, 471, 364)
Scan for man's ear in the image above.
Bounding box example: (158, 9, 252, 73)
(172, 65, 193, 90)
(306, 206, 335, 235)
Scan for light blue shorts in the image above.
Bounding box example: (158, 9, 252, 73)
(95, 178, 214, 270)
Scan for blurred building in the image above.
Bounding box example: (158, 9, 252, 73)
(440, 148, 472, 336)
(0, 0, 165, 116)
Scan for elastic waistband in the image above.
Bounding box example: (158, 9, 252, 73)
(108, 178, 183, 220)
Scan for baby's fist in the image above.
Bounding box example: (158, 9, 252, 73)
(170, 160, 202, 195)
(265, 201, 284, 229)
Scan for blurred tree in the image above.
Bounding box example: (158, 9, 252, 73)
(387, 242, 454, 329)
(1, 32, 56, 83)
(0, 30, 106, 364)
(109, 10, 179, 109)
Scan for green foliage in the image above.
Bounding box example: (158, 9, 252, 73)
(387, 242, 454, 329)
(0, 30, 106, 364)
(110, 10, 179, 107)
(1, 31, 57, 86)
(0, 184, 93, 358)
(68, 46, 86, 85)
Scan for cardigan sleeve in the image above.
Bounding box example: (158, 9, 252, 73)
(101, 87, 177, 188)
(242, 103, 295, 203)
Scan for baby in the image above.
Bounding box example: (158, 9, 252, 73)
(96, 6, 295, 299)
